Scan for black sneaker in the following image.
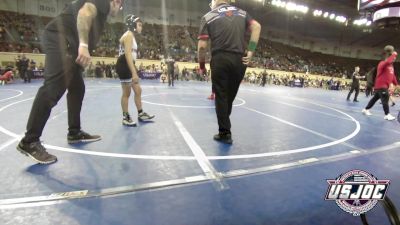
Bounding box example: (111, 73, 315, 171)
(138, 112, 155, 121)
(16, 141, 57, 164)
(353, 100, 359, 102)
(213, 133, 233, 144)
(67, 130, 101, 144)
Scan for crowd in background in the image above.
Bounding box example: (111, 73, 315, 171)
(0, 10, 387, 91)
(93, 21, 367, 79)
(0, 11, 41, 53)
(0, 51, 359, 92)
(244, 71, 350, 90)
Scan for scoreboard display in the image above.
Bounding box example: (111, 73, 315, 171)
(359, 0, 400, 10)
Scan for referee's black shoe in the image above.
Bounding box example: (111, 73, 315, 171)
(16, 141, 57, 164)
(213, 132, 233, 144)
(68, 130, 101, 144)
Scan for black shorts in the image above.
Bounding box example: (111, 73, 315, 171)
(116, 55, 136, 83)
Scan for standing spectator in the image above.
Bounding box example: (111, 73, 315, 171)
(166, 55, 175, 86)
(19, 54, 29, 82)
(105, 63, 112, 78)
(365, 67, 377, 98)
(346, 66, 364, 102)
(261, 69, 267, 87)
(362, 45, 398, 120)
(174, 62, 179, 81)
(15, 55, 21, 78)
(95, 61, 103, 77)
(26, 60, 36, 83)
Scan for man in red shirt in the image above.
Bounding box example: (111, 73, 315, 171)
(362, 45, 398, 120)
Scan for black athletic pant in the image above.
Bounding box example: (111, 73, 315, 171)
(22, 30, 84, 143)
(365, 86, 372, 97)
(261, 78, 266, 87)
(365, 88, 390, 115)
(168, 70, 174, 86)
(20, 68, 27, 82)
(347, 84, 360, 101)
(26, 70, 33, 83)
(211, 51, 246, 133)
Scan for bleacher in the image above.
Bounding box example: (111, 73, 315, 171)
(1, 10, 398, 79)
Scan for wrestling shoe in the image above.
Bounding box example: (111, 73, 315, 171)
(138, 112, 155, 121)
(123, 113, 137, 126)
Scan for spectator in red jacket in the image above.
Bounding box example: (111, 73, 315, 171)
(362, 45, 398, 120)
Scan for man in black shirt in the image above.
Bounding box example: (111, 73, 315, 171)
(365, 67, 376, 97)
(15, 55, 21, 79)
(198, 0, 261, 144)
(16, 0, 123, 164)
(20, 54, 30, 83)
(261, 69, 267, 87)
(346, 66, 364, 102)
(166, 56, 175, 86)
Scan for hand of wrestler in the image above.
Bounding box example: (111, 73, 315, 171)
(75, 45, 91, 67)
(242, 51, 254, 65)
(132, 75, 140, 84)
